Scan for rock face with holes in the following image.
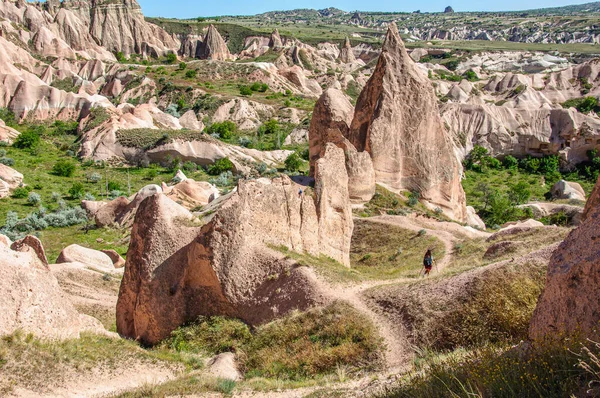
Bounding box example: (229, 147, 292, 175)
(0, 235, 105, 338)
(529, 178, 600, 342)
(117, 144, 351, 345)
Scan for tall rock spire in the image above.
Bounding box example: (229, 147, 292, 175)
(348, 22, 467, 221)
(339, 36, 355, 63)
(197, 24, 232, 60)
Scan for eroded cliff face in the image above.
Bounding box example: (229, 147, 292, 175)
(529, 177, 600, 342)
(117, 144, 353, 345)
(348, 23, 467, 221)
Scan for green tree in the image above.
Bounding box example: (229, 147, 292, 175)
(206, 121, 237, 140)
(508, 181, 531, 205)
(68, 182, 85, 199)
(179, 62, 187, 70)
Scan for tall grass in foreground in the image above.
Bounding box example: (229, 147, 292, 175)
(382, 338, 600, 398)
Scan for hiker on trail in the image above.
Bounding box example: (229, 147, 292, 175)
(298, 188, 303, 198)
(423, 249, 434, 277)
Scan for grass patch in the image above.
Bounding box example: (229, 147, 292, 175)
(383, 338, 600, 398)
(160, 302, 383, 381)
(0, 331, 195, 396)
(350, 220, 445, 280)
(115, 128, 207, 150)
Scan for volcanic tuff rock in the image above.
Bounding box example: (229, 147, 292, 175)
(584, 175, 600, 220)
(197, 24, 232, 61)
(0, 235, 105, 339)
(529, 179, 600, 341)
(309, 88, 375, 203)
(57, 244, 116, 272)
(116, 144, 352, 345)
(269, 28, 283, 49)
(339, 37, 356, 63)
(348, 23, 467, 221)
(550, 180, 586, 202)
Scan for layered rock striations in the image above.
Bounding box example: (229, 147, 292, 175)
(116, 144, 353, 345)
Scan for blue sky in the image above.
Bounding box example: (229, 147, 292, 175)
(138, 0, 590, 18)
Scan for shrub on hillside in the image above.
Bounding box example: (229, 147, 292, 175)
(284, 152, 302, 172)
(11, 187, 28, 199)
(27, 192, 41, 206)
(52, 160, 76, 177)
(208, 158, 234, 176)
(68, 182, 85, 199)
(206, 121, 236, 140)
(13, 130, 40, 149)
(239, 86, 253, 96)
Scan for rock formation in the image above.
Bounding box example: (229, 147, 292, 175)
(339, 37, 355, 63)
(550, 180, 586, 202)
(0, 235, 105, 338)
(197, 25, 232, 61)
(117, 144, 352, 345)
(444, 6, 455, 13)
(584, 175, 600, 220)
(348, 23, 467, 221)
(309, 88, 375, 203)
(529, 178, 600, 341)
(268, 28, 283, 50)
(57, 244, 116, 271)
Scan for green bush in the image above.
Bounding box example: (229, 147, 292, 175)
(239, 86, 253, 96)
(408, 191, 420, 207)
(185, 69, 197, 79)
(208, 157, 234, 175)
(257, 119, 279, 136)
(107, 181, 122, 191)
(52, 160, 76, 177)
(463, 69, 478, 81)
(165, 53, 177, 64)
(68, 182, 85, 199)
(250, 82, 269, 92)
(284, 152, 303, 172)
(179, 62, 187, 70)
(206, 121, 236, 140)
(503, 155, 518, 169)
(11, 187, 28, 199)
(13, 130, 41, 149)
(115, 52, 126, 62)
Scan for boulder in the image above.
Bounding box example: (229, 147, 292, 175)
(529, 183, 600, 341)
(284, 128, 309, 146)
(101, 249, 126, 268)
(179, 110, 204, 131)
(0, 163, 23, 189)
(348, 23, 467, 222)
(95, 196, 131, 227)
(81, 200, 108, 217)
(56, 244, 115, 271)
(174, 169, 187, 182)
(10, 235, 49, 268)
(117, 144, 351, 345)
(466, 206, 486, 230)
(167, 179, 219, 208)
(0, 119, 19, 143)
(0, 179, 10, 199)
(550, 180, 586, 202)
(489, 219, 545, 240)
(206, 353, 242, 381)
(0, 235, 105, 339)
(309, 88, 375, 203)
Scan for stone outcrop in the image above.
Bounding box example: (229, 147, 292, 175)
(348, 23, 467, 221)
(339, 37, 355, 63)
(116, 144, 352, 345)
(268, 28, 283, 49)
(0, 235, 105, 339)
(10, 235, 49, 267)
(309, 88, 375, 203)
(529, 180, 600, 341)
(88, 0, 179, 57)
(550, 180, 586, 202)
(584, 175, 600, 220)
(57, 244, 116, 272)
(0, 163, 23, 189)
(0, 119, 19, 143)
(197, 25, 232, 61)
